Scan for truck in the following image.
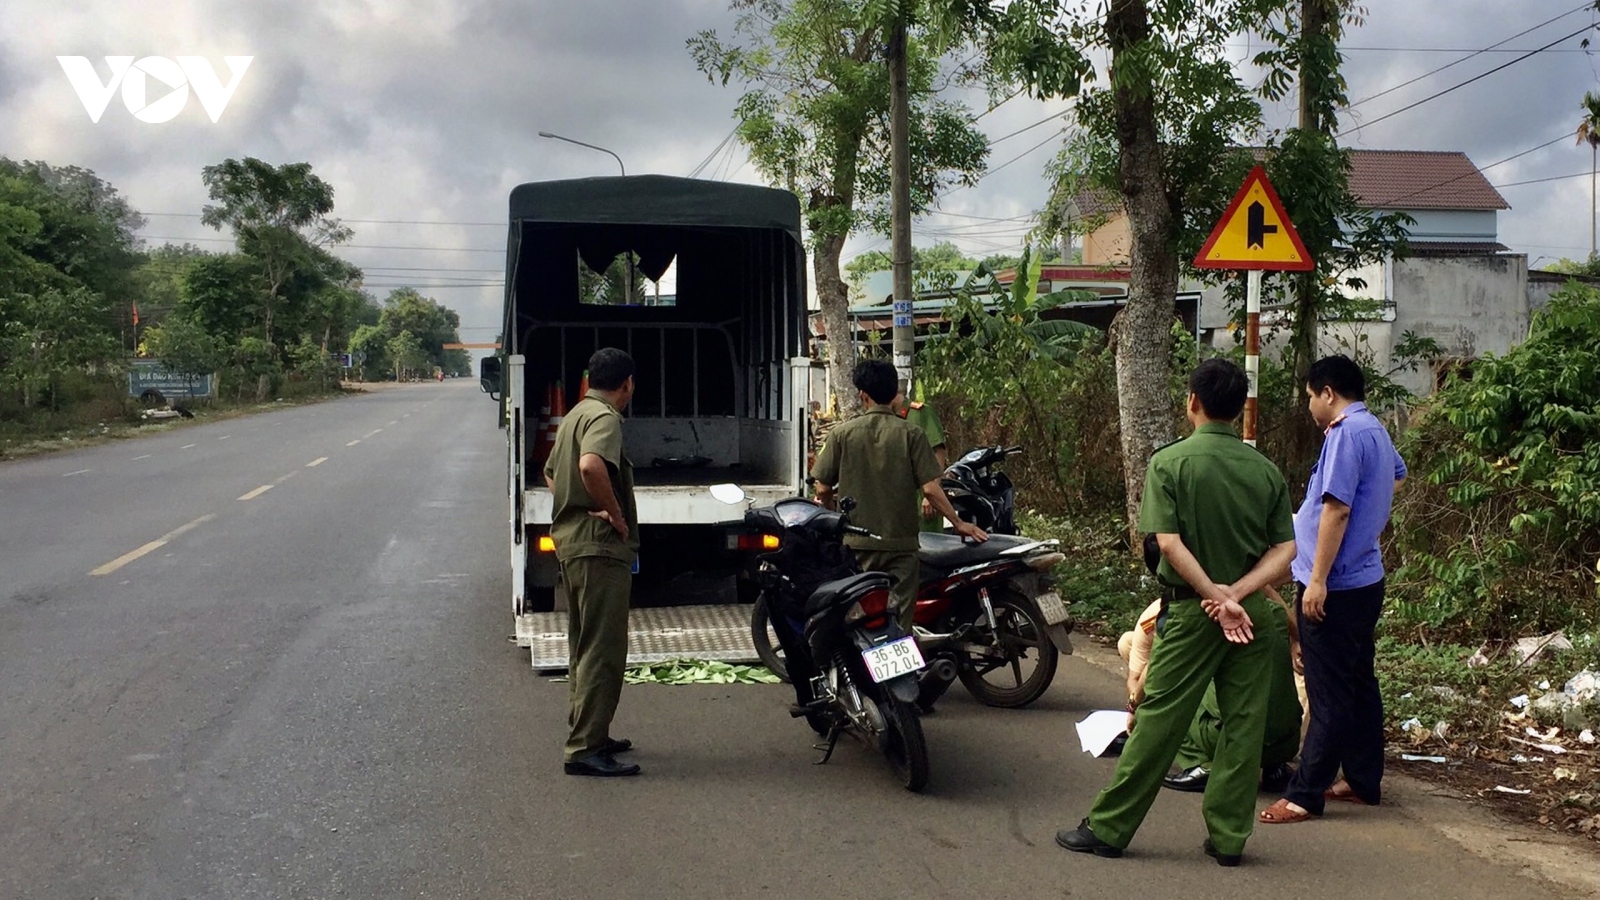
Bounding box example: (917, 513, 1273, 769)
(487, 175, 813, 618)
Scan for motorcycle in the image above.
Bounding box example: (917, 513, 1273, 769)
(752, 445, 1074, 708)
(941, 445, 1022, 535)
(715, 484, 932, 792)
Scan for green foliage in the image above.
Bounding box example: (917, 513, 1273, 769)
(1386, 283, 1600, 642)
(385, 330, 430, 381)
(142, 316, 223, 395)
(0, 287, 119, 410)
(920, 248, 1117, 511)
(349, 323, 390, 382)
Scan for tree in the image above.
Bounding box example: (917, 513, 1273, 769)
(178, 252, 263, 345)
(0, 287, 118, 409)
(348, 323, 389, 381)
(200, 158, 352, 346)
(386, 330, 429, 381)
(131, 244, 208, 337)
(1578, 90, 1600, 258)
(690, 0, 990, 415)
(142, 315, 223, 398)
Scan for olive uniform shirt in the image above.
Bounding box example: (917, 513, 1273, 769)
(1137, 422, 1295, 589)
(810, 406, 942, 553)
(901, 401, 947, 532)
(543, 395, 640, 564)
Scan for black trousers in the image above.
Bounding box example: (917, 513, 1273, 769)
(1283, 578, 1386, 815)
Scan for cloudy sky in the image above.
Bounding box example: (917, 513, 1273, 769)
(2, 0, 1596, 341)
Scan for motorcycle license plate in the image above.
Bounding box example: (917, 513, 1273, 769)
(1036, 590, 1069, 625)
(862, 636, 926, 683)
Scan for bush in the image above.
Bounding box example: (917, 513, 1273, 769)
(1385, 282, 1600, 643)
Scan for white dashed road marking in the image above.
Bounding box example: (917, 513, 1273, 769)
(306, 457, 328, 467)
(238, 485, 273, 501)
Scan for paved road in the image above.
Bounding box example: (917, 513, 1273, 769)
(0, 382, 1589, 899)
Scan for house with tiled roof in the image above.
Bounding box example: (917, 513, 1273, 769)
(1065, 148, 1525, 397)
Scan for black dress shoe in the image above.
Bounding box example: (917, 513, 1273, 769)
(1055, 819, 1122, 858)
(1202, 838, 1242, 867)
(1162, 766, 1210, 792)
(598, 737, 633, 755)
(1260, 762, 1294, 794)
(563, 752, 641, 777)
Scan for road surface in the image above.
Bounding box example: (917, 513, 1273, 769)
(0, 382, 1590, 899)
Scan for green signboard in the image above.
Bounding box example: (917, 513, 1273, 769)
(128, 360, 214, 399)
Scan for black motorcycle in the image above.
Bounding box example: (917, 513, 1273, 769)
(941, 445, 1022, 535)
(717, 486, 931, 792)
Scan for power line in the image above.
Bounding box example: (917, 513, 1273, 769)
(1377, 133, 1574, 207)
(688, 126, 739, 178)
(1491, 171, 1592, 189)
(1348, 3, 1592, 110)
(139, 211, 504, 226)
(139, 234, 504, 253)
(1339, 22, 1599, 137)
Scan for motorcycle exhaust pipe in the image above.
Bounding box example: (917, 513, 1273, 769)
(925, 658, 958, 684)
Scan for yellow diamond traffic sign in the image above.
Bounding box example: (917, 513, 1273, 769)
(1194, 166, 1313, 271)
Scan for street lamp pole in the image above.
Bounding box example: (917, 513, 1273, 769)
(538, 131, 626, 176)
(538, 130, 632, 304)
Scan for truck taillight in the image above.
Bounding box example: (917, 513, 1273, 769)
(537, 535, 556, 552)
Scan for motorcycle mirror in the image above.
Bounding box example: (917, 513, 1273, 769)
(710, 483, 747, 505)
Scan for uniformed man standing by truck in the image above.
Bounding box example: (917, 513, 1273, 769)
(544, 348, 641, 778)
(1056, 358, 1296, 866)
(811, 360, 986, 632)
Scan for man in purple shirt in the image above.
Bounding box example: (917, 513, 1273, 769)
(1261, 355, 1406, 825)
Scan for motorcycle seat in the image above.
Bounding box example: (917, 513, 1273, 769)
(917, 532, 1033, 570)
(804, 571, 893, 616)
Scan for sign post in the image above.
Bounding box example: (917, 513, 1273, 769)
(1193, 166, 1313, 446)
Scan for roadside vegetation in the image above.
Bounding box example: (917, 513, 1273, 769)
(919, 280, 1600, 841)
(0, 156, 473, 459)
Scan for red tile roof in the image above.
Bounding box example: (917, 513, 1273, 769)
(1070, 148, 1509, 216)
(1346, 150, 1508, 211)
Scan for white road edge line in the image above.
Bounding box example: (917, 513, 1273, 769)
(238, 485, 273, 501)
(346, 439, 360, 446)
(131, 454, 151, 461)
(306, 457, 328, 467)
(181, 444, 196, 449)
(63, 469, 91, 477)
(218, 435, 231, 441)
(89, 513, 217, 576)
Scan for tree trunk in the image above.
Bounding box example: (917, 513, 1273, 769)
(814, 230, 859, 417)
(1108, 0, 1176, 539)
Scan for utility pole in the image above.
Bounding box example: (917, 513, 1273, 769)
(1290, 0, 1335, 382)
(888, 16, 915, 396)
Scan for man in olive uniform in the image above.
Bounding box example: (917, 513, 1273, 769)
(811, 360, 986, 632)
(544, 348, 641, 777)
(1057, 358, 1296, 866)
(893, 386, 949, 533)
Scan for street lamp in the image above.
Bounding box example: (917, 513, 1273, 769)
(538, 130, 633, 304)
(538, 131, 625, 176)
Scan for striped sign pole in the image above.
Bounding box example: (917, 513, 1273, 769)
(1243, 269, 1262, 447)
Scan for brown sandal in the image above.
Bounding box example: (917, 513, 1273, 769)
(1324, 782, 1374, 805)
(1259, 798, 1318, 824)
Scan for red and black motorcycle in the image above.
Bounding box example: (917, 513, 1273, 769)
(752, 523, 1073, 708)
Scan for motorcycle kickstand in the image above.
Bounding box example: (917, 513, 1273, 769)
(813, 725, 843, 764)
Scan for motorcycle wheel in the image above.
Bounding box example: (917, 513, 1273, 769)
(957, 587, 1059, 708)
(750, 595, 790, 683)
(878, 699, 929, 793)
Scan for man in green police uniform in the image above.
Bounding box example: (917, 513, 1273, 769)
(811, 360, 986, 632)
(1057, 358, 1296, 866)
(893, 386, 949, 532)
(544, 348, 642, 778)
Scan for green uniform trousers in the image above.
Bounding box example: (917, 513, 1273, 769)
(1173, 602, 1303, 771)
(1088, 592, 1274, 856)
(852, 549, 920, 633)
(561, 555, 632, 762)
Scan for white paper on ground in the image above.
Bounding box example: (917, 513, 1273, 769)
(1076, 709, 1130, 757)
